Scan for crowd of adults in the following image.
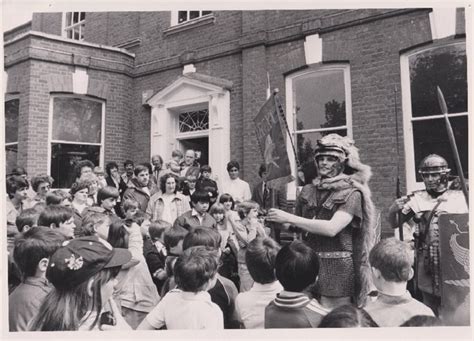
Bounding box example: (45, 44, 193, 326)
(6, 139, 461, 331)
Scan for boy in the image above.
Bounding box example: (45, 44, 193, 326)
(182, 228, 239, 329)
(196, 165, 219, 207)
(137, 246, 223, 330)
(122, 198, 140, 220)
(144, 220, 171, 293)
(77, 212, 111, 238)
(37, 205, 76, 239)
(265, 240, 329, 328)
(97, 186, 120, 215)
(166, 150, 183, 176)
(173, 190, 217, 231)
(364, 238, 434, 326)
(45, 190, 72, 207)
(9, 227, 66, 331)
(160, 226, 189, 296)
(6, 175, 30, 227)
(235, 237, 282, 329)
(15, 208, 40, 233)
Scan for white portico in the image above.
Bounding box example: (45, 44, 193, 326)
(146, 67, 232, 183)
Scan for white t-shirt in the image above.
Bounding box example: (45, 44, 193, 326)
(145, 289, 223, 329)
(235, 281, 283, 329)
(221, 178, 251, 203)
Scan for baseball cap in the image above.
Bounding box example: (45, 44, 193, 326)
(46, 236, 131, 289)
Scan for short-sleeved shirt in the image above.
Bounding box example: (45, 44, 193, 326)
(364, 291, 434, 327)
(144, 289, 224, 329)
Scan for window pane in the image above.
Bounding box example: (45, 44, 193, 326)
(74, 26, 80, 40)
(5, 99, 19, 143)
(5, 144, 18, 176)
(190, 11, 200, 20)
(178, 109, 209, 133)
(202, 11, 212, 15)
(73, 12, 79, 24)
(178, 11, 188, 23)
(409, 43, 467, 117)
(294, 70, 346, 131)
(52, 97, 102, 143)
(296, 129, 347, 185)
(67, 29, 73, 39)
(413, 116, 468, 181)
(80, 24, 85, 40)
(80, 12, 86, 21)
(66, 12, 72, 26)
(51, 143, 100, 188)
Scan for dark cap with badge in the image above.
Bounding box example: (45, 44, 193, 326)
(46, 236, 131, 289)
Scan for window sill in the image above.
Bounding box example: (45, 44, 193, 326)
(164, 15, 216, 37)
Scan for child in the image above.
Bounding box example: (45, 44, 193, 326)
(107, 219, 161, 329)
(28, 236, 132, 331)
(137, 246, 223, 330)
(318, 305, 379, 328)
(9, 227, 66, 331)
(45, 190, 72, 207)
(160, 225, 189, 296)
(96, 186, 120, 216)
(228, 201, 266, 292)
(6, 175, 30, 228)
(364, 238, 434, 326)
(210, 203, 239, 288)
(182, 227, 239, 329)
(173, 190, 217, 231)
(197, 165, 219, 207)
(265, 240, 329, 328)
(15, 208, 39, 233)
(143, 220, 171, 293)
(122, 198, 140, 220)
(77, 212, 112, 238)
(37, 205, 76, 239)
(166, 149, 183, 176)
(235, 237, 282, 329)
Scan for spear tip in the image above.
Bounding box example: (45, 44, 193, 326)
(436, 86, 448, 115)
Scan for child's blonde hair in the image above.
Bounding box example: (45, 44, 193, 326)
(236, 201, 260, 220)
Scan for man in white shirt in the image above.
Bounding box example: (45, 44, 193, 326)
(221, 160, 251, 204)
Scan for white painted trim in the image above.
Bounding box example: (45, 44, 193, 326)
(170, 10, 213, 27)
(4, 31, 135, 57)
(285, 64, 352, 200)
(400, 41, 467, 192)
(304, 34, 323, 65)
(429, 8, 457, 40)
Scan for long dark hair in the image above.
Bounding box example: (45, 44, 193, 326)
(107, 219, 129, 249)
(29, 268, 119, 331)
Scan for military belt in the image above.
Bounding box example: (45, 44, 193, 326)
(317, 251, 352, 259)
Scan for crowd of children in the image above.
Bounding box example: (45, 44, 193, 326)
(6, 158, 446, 332)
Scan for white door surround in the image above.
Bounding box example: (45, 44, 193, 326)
(147, 73, 231, 184)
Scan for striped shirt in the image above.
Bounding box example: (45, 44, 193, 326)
(264, 291, 330, 328)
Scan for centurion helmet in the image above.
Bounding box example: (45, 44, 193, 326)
(418, 154, 450, 194)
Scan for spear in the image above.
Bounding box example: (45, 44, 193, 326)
(436, 86, 469, 207)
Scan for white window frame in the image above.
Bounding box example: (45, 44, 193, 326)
(62, 12, 86, 41)
(400, 41, 468, 192)
(285, 64, 353, 199)
(47, 94, 105, 188)
(170, 10, 213, 26)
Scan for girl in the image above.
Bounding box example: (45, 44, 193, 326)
(29, 236, 132, 331)
(209, 203, 239, 289)
(228, 201, 266, 292)
(107, 219, 160, 329)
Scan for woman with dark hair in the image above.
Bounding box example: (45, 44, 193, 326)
(146, 173, 189, 224)
(105, 161, 128, 217)
(28, 174, 54, 208)
(318, 304, 378, 328)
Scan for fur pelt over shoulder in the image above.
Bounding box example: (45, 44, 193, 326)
(312, 140, 378, 307)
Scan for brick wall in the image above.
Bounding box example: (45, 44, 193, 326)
(322, 9, 432, 231)
(31, 12, 62, 36)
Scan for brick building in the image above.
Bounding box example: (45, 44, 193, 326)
(3, 9, 468, 235)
